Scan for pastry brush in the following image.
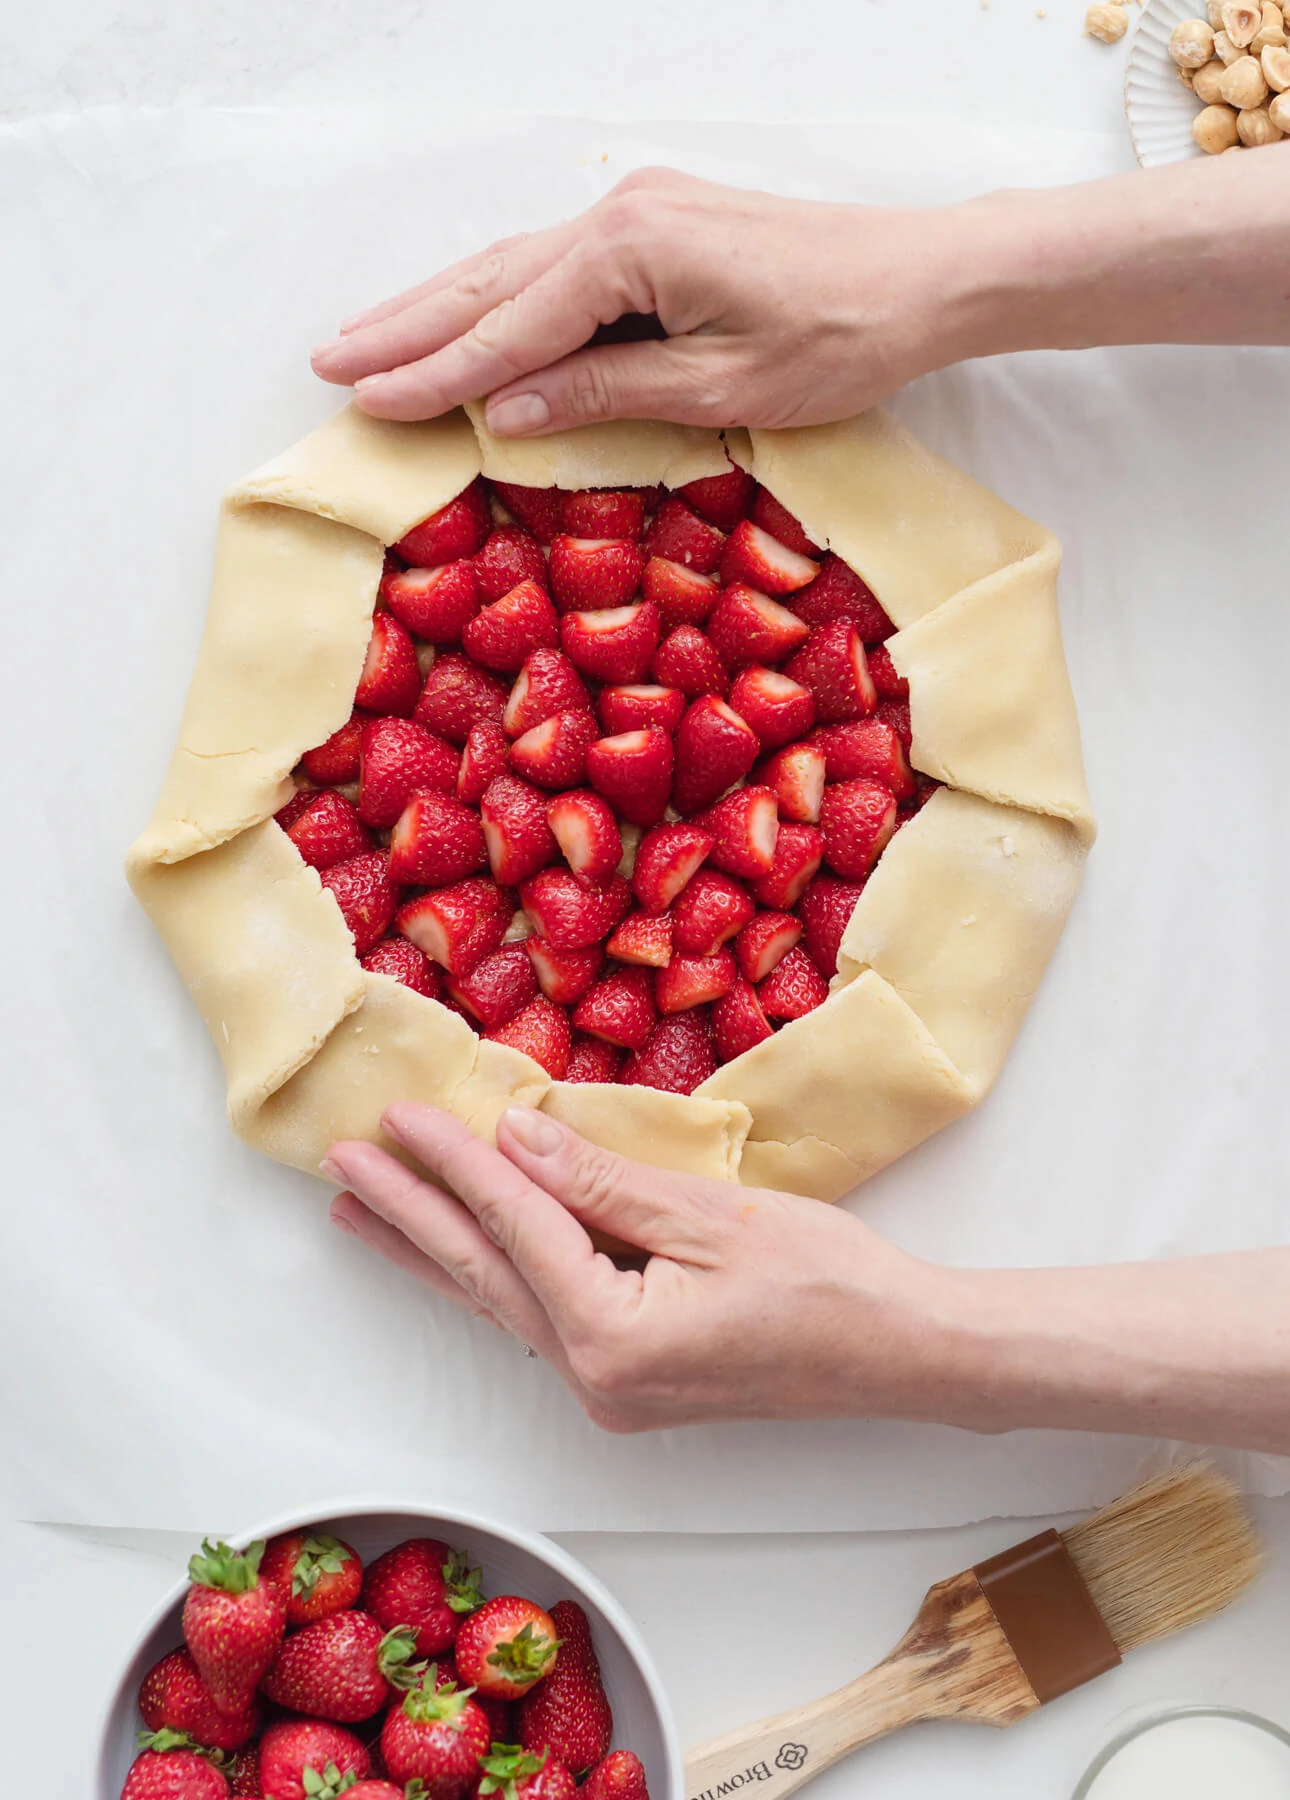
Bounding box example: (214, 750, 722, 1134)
(684, 1464, 1261, 1800)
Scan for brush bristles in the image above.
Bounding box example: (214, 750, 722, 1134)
(1060, 1464, 1262, 1654)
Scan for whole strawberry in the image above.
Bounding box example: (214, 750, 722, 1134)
(257, 1718, 370, 1800)
(344, 1785, 405, 1799)
(224, 1743, 261, 1796)
(430, 1653, 513, 1745)
(516, 1601, 612, 1774)
(454, 1597, 559, 1700)
(380, 1668, 491, 1794)
(182, 1539, 286, 1717)
(121, 1731, 228, 1799)
(260, 1611, 422, 1722)
(362, 1541, 485, 1660)
(140, 1648, 259, 1751)
(259, 1532, 363, 1626)
(583, 1749, 650, 1800)
(477, 1745, 577, 1800)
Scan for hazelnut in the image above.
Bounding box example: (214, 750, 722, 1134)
(1171, 16, 1217, 60)
(1193, 100, 1242, 147)
(1269, 87, 1290, 122)
(1086, 0, 1129, 38)
(1214, 28, 1244, 60)
(1263, 40, 1290, 82)
(1220, 50, 1270, 100)
(1222, 0, 1261, 44)
(1208, 0, 1225, 21)
(1237, 101, 1285, 136)
(1193, 56, 1229, 95)
(1179, 61, 1197, 81)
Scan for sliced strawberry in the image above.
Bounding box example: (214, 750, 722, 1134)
(640, 557, 719, 626)
(359, 716, 460, 827)
(719, 520, 819, 595)
(753, 742, 826, 823)
(597, 683, 686, 737)
(481, 774, 559, 886)
(473, 527, 549, 603)
(564, 1036, 625, 1083)
(671, 870, 755, 957)
(866, 641, 909, 701)
(656, 947, 737, 1014)
(560, 603, 662, 685)
(462, 579, 560, 673)
(520, 868, 632, 950)
(457, 720, 511, 803)
(284, 790, 372, 870)
(301, 710, 368, 786)
(382, 561, 480, 643)
(631, 822, 714, 914)
(510, 711, 599, 791)
(502, 648, 591, 738)
(811, 719, 915, 801)
(735, 910, 801, 983)
(394, 479, 492, 564)
(758, 944, 829, 1020)
(876, 697, 912, 752)
(585, 727, 673, 828)
(414, 652, 509, 745)
(643, 497, 726, 575)
(784, 622, 876, 724)
(397, 877, 513, 975)
(607, 911, 673, 968)
(560, 490, 645, 540)
(791, 553, 894, 643)
(573, 968, 656, 1050)
(621, 1010, 717, 1094)
(819, 779, 897, 879)
(705, 585, 811, 669)
(320, 853, 399, 956)
(355, 612, 422, 716)
(548, 537, 644, 612)
(678, 467, 755, 533)
(447, 942, 540, 1030)
(490, 482, 564, 545)
(750, 822, 824, 909)
(672, 696, 760, 816)
(388, 791, 488, 887)
(797, 874, 867, 978)
(526, 936, 604, 1005)
(547, 788, 622, 883)
(487, 996, 571, 1077)
(650, 625, 727, 698)
(750, 488, 822, 557)
(728, 666, 816, 748)
(361, 934, 443, 998)
(694, 787, 780, 880)
(713, 978, 775, 1062)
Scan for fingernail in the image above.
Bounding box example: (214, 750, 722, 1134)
(331, 1211, 360, 1237)
(486, 392, 550, 436)
(311, 339, 344, 361)
(501, 1106, 561, 1155)
(319, 1156, 348, 1185)
(339, 313, 369, 332)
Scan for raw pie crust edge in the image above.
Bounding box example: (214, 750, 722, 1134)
(126, 403, 1095, 1202)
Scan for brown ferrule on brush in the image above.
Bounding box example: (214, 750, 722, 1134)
(973, 1529, 1122, 1704)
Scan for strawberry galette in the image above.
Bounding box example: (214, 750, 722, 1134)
(128, 405, 1094, 1200)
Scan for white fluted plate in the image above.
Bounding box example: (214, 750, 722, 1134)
(1126, 0, 1208, 164)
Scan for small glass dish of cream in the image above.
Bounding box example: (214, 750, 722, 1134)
(1074, 1705, 1290, 1799)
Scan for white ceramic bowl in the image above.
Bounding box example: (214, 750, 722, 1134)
(94, 1498, 684, 1800)
(1125, 0, 1209, 166)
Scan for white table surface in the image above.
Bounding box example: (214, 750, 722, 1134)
(4, 2, 1289, 1793)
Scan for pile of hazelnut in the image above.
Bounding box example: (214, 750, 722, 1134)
(1170, 1, 1290, 150)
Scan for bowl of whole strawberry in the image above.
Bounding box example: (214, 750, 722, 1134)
(95, 1501, 679, 1800)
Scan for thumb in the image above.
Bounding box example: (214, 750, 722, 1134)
(483, 337, 734, 436)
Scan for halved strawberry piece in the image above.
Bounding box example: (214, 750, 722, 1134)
(275, 785, 318, 831)
(750, 488, 822, 558)
(457, 720, 511, 804)
(672, 696, 760, 816)
(607, 911, 673, 968)
(678, 468, 755, 533)
(526, 936, 604, 1006)
(631, 822, 714, 914)
(520, 869, 632, 950)
(548, 537, 644, 612)
(355, 612, 422, 716)
(753, 742, 826, 823)
(560, 602, 662, 684)
(480, 775, 559, 886)
(728, 666, 816, 749)
(547, 789, 622, 883)
(791, 553, 894, 643)
(621, 1010, 717, 1094)
(719, 520, 819, 595)
(490, 482, 564, 545)
(573, 968, 656, 1051)
(650, 626, 727, 698)
(361, 934, 443, 998)
(502, 648, 591, 737)
(597, 684, 686, 737)
(643, 497, 726, 574)
(394, 479, 492, 564)
(734, 910, 802, 984)
(397, 877, 512, 975)
(462, 579, 560, 673)
(713, 978, 775, 1062)
(671, 870, 755, 957)
(758, 945, 829, 1021)
(447, 943, 540, 1030)
(473, 527, 549, 603)
(750, 822, 824, 909)
(811, 719, 915, 801)
(876, 697, 912, 752)
(486, 995, 571, 1078)
(640, 558, 719, 626)
(510, 711, 599, 791)
(283, 789, 372, 870)
(301, 710, 368, 786)
(656, 947, 737, 1014)
(694, 787, 780, 880)
(388, 791, 488, 886)
(866, 641, 908, 701)
(560, 490, 645, 540)
(585, 727, 673, 828)
(784, 622, 876, 723)
(797, 874, 867, 978)
(565, 1037, 625, 1083)
(359, 716, 460, 827)
(320, 852, 399, 956)
(414, 653, 509, 745)
(382, 561, 481, 643)
(706, 585, 811, 669)
(818, 779, 897, 880)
